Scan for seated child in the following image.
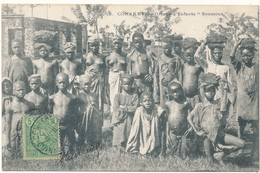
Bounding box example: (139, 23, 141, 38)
(112, 74, 139, 151)
(25, 74, 48, 114)
(126, 91, 167, 157)
(78, 74, 102, 148)
(49, 73, 78, 155)
(187, 73, 245, 165)
(2, 78, 13, 134)
(165, 81, 192, 159)
(6, 81, 35, 157)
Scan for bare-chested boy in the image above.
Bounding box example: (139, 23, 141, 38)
(187, 73, 245, 165)
(49, 73, 78, 155)
(165, 81, 192, 159)
(182, 38, 204, 108)
(4, 39, 33, 93)
(59, 42, 82, 76)
(127, 32, 154, 96)
(25, 74, 48, 114)
(6, 81, 35, 157)
(33, 43, 58, 95)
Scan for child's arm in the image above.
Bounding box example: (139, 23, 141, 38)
(5, 105, 12, 150)
(230, 39, 243, 68)
(48, 96, 54, 114)
(119, 95, 139, 113)
(187, 105, 205, 136)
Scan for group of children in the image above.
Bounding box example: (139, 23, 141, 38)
(2, 32, 258, 165)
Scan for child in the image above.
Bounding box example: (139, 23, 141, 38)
(112, 75, 139, 151)
(25, 74, 48, 114)
(4, 39, 33, 93)
(2, 78, 13, 134)
(78, 74, 102, 148)
(165, 81, 192, 159)
(6, 81, 35, 157)
(187, 73, 245, 165)
(126, 91, 166, 157)
(230, 38, 259, 162)
(182, 38, 204, 108)
(49, 73, 78, 155)
(154, 36, 181, 108)
(33, 43, 58, 95)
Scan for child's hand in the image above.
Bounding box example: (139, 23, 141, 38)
(144, 74, 152, 82)
(196, 130, 206, 136)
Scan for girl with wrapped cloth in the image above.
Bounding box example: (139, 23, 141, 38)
(195, 33, 231, 123)
(230, 38, 259, 163)
(82, 36, 108, 114)
(78, 74, 102, 148)
(111, 75, 139, 151)
(188, 73, 245, 165)
(106, 36, 127, 114)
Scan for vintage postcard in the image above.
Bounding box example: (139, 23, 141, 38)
(1, 4, 259, 171)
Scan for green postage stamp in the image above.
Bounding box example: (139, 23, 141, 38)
(23, 115, 60, 160)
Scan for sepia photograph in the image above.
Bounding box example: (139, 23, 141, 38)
(1, 3, 259, 171)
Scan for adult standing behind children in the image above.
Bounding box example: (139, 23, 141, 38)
(33, 43, 58, 95)
(4, 39, 33, 93)
(106, 36, 127, 114)
(127, 32, 154, 96)
(82, 36, 107, 113)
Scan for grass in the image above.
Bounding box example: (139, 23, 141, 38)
(2, 119, 259, 171)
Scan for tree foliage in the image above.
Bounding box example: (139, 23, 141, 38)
(61, 4, 111, 37)
(131, 5, 182, 40)
(205, 13, 258, 44)
(113, 20, 131, 38)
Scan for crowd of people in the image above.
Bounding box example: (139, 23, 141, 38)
(2, 31, 259, 165)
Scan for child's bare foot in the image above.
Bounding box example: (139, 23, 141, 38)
(214, 152, 225, 165)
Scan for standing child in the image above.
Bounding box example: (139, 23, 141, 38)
(126, 91, 166, 157)
(165, 81, 192, 159)
(111, 75, 139, 152)
(2, 78, 13, 134)
(182, 38, 204, 108)
(6, 81, 35, 157)
(49, 73, 78, 155)
(187, 73, 245, 165)
(25, 74, 48, 114)
(78, 74, 102, 148)
(230, 38, 259, 163)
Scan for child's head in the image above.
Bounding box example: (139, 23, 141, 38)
(120, 75, 134, 92)
(28, 74, 42, 91)
(199, 73, 219, 101)
(79, 74, 92, 93)
(88, 36, 100, 54)
(56, 73, 69, 92)
(210, 46, 224, 64)
(173, 41, 182, 55)
(35, 43, 51, 59)
(2, 78, 12, 95)
(64, 42, 76, 60)
(113, 37, 124, 52)
(183, 38, 200, 62)
(140, 91, 154, 111)
(162, 36, 173, 56)
(239, 38, 256, 66)
(132, 32, 144, 50)
(167, 81, 184, 101)
(11, 39, 23, 56)
(13, 81, 26, 99)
